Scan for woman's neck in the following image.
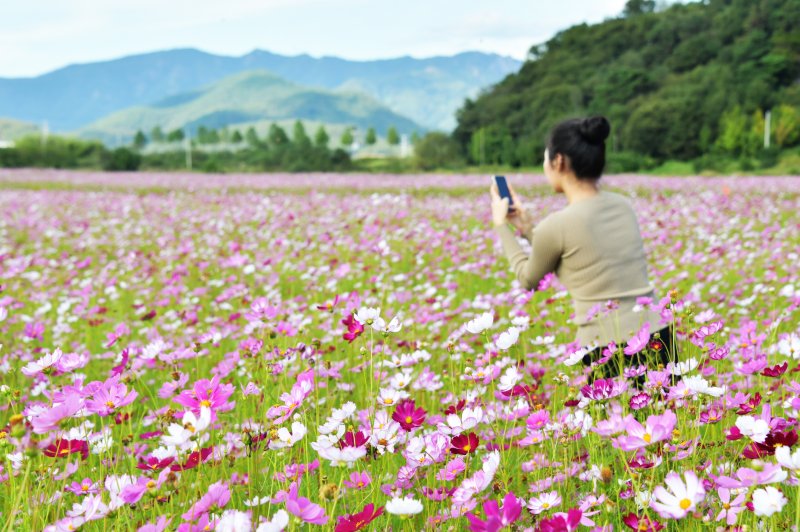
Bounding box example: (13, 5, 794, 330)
(562, 177, 599, 205)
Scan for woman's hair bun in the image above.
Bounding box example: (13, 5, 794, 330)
(579, 116, 610, 145)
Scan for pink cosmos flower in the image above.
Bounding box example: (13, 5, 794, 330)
(715, 488, 746, 525)
(466, 491, 522, 532)
(65, 478, 100, 496)
(85, 376, 138, 416)
(181, 481, 231, 520)
(612, 410, 677, 451)
(31, 394, 83, 434)
(137, 516, 171, 532)
(266, 369, 315, 424)
(343, 471, 371, 490)
(277, 481, 329, 525)
(174, 375, 235, 421)
(624, 323, 651, 355)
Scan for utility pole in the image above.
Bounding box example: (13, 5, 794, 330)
(41, 120, 49, 147)
(764, 109, 771, 149)
(184, 129, 192, 171)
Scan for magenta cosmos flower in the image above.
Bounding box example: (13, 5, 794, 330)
(466, 491, 523, 532)
(392, 399, 426, 431)
(612, 410, 677, 451)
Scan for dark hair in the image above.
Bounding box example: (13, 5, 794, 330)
(546, 116, 610, 180)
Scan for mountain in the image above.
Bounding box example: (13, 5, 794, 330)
(453, 0, 800, 165)
(0, 49, 521, 132)
(0, 118, 40, 141)
(78, 70, 423, 142)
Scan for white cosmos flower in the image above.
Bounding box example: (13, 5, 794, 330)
(776, 334, 800, 359)
(161, 407, 212, 449)
(256, 510, 290, 532)
(682, 375, 724, 397)
(216, 510, 252, 532)
(268, 421, 307, 450)
(465, 312, 493, 334)
(735, 415, 770, 444)
(436, 407, 483, 435)
(775, 446, 800, 471)
(498, 366, 522, 392)
(667, 357, 698, 376)
(495, 327, 520, 351)
(386, 496, 423, 515)
(752, 486, 787, 517)
(354, 307, 381, 325)
(649, 470, 705, 519)
(21, 348, 63, 376)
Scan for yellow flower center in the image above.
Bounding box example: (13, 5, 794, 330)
(542, 502, 550, 509)
(463, 445, 471, 452)
(405, 416, 413, 424)
(723, 503, 731, 510)
(679, 498, 691, 510)
(200, 400, 211, 407)
(378, 438, 388, 446)
(383, 398, 393, 405)
(147, 480, 156, 489)
(81, 485, 89, 492)
(643, 433, 651, 443)
(105, 401, 115, 408)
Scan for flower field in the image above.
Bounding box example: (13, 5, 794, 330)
(1, 171, 799, 531)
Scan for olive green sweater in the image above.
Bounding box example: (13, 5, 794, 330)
(495, 190, 663, 347)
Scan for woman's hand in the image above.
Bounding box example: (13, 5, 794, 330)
(506, 184, 534, 234)
(490, 183, 510, 227)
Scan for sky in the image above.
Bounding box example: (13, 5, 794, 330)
(1, 0, 648, 78)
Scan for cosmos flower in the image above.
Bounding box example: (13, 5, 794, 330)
(527, 491, 562, 514)
(751, 486, 787, 517)
(612, 410, 677, 451)
(334, 503, 384, 532)
(466, 491, 523, 532)
(392, 399, 426, 431)
(173, 375, 235, 420)
(450, 432, 479, 455)
(385, 496, 423, 515)
(649, 470, 705, 519)
(465, 312, 494, 334)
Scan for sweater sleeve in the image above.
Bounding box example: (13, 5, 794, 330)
(495, 215, 562, 291)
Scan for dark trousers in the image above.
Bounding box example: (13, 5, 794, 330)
(581, 325, 677, 380)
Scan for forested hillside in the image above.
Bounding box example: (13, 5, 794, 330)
(453, 0, 800, 169)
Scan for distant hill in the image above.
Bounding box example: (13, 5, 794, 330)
(78, 70, 423, 143)
(454, 0, 800, 165)
(0, 118, 40, 141)
(0, 49, 521, 132)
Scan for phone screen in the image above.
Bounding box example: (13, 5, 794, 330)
(494, 175, 515, 209)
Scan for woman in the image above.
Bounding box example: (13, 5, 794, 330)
(489, 116, 676, 378)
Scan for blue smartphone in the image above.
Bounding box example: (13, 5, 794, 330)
(494, 175, 516, 212)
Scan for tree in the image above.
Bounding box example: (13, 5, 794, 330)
(623, 0, 656, 17)
(314, 126, 330, 148)
(365, 127, 377, 145)
(716, 105, 749, 155)
(231, 130, 244, 143)
(340, 127, 354, 146)
(150, 126, 164, 143)
(133, 130, 147, 150)
(245, 127, 260, 147)
(292, 120, 311, 147)
(268, 124, 289, 147)
(166, 128, 184, 142)
(413, 132, 463, 170)
(773, 105, 800, 147)
(387, 126, 400, 146)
